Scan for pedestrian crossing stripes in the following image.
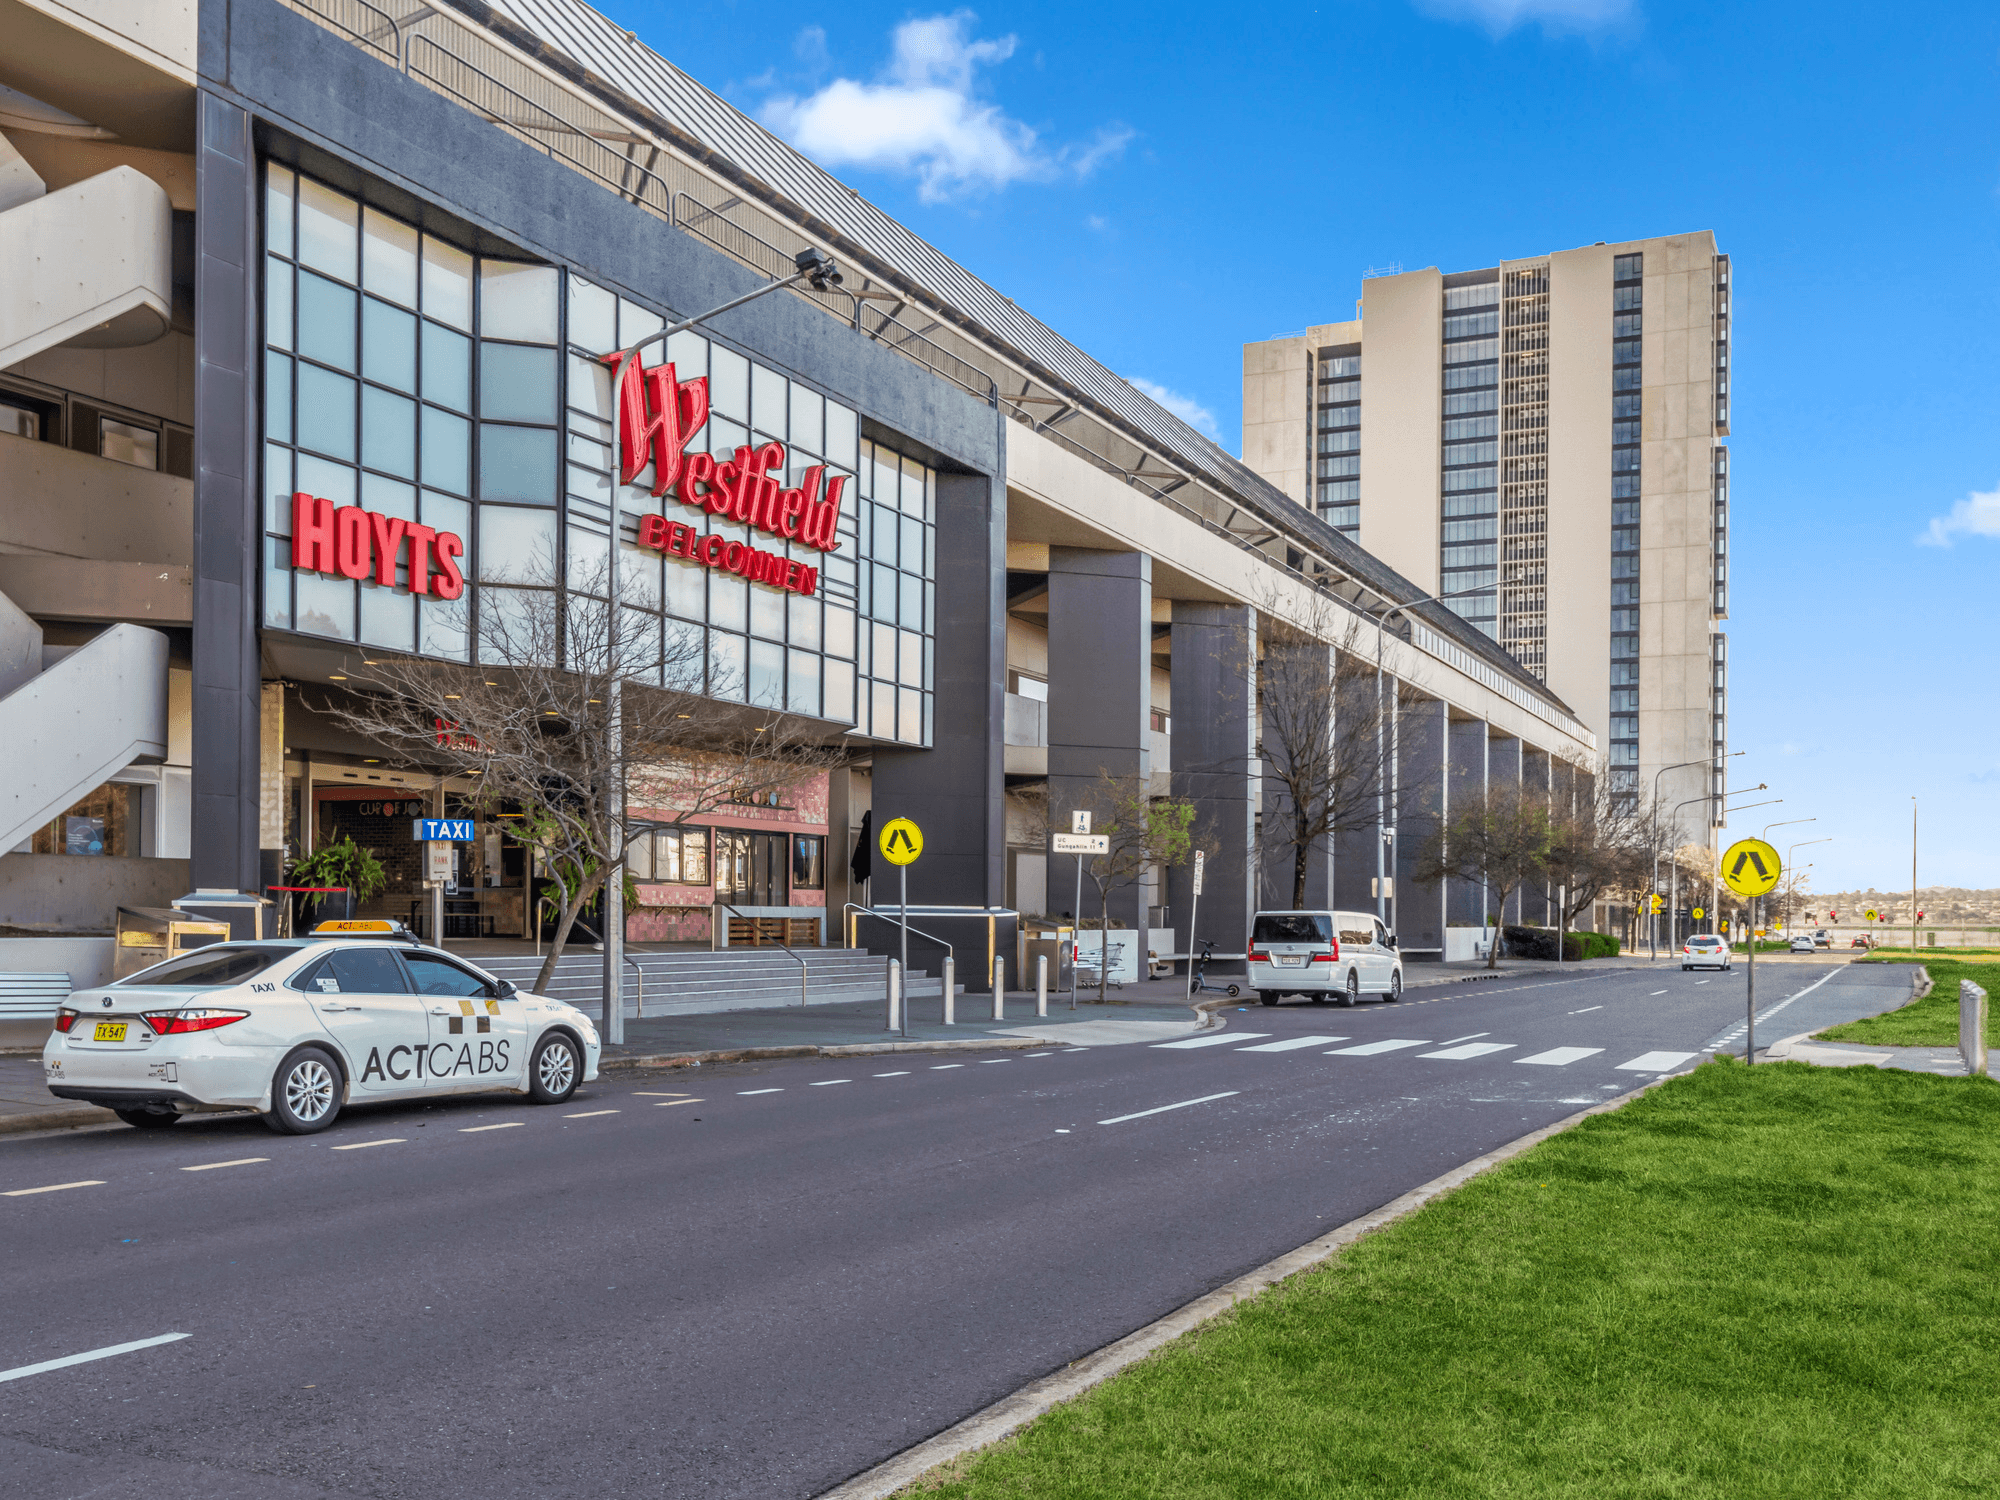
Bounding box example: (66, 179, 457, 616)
(1152, 1033, 1270, 1049)
(1615, 1050, 1697, 1072)
(1234, 1036, 1347, 1052)
(1168, 1035, 1701, 1074)
(1517, 1047, 1604, 1067)
(1326, 1039, 1431, 1056)
(1420, 1042, 1515, 1060)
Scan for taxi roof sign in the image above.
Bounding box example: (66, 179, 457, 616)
(309, 919, 419, 942)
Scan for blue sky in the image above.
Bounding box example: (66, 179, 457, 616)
(596, 0, 2000, 893)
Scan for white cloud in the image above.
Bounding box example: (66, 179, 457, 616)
(1918, 482, 2000, 546)
(1128, 377, 1218, 439)
(760, 12, 1129, 202)
(1414, 0, 1636, 36)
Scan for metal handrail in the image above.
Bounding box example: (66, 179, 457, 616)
(842, 903, 954, 961)
(625, 952, 644, 1020)
(714, 903, 809, 1007)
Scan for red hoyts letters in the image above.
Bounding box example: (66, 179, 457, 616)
(604, 355, 847, 558)
(292, 493, 464, 600)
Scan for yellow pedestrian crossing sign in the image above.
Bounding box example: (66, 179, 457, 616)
(1649, 894, 1663, 914)
(1721, 838, 1781, 898)
(879, 817, 923, 866)
(1693, 907, 1704, 921)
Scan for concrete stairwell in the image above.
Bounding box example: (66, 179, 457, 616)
(0, 134, 173, 368)
(0, 588, 168, 855)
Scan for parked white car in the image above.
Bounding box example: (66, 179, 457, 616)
(1681, 934, 1733, 971)
(1248, 909, 1403, 1006)
(43, 922, 600, 1134)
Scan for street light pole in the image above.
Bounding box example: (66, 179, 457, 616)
(1665, 785, 1767, 954)
(596, 248, 843, 1045)
(1783, 838, 1830, 930)
(1650, 751, 1741, 961)
(1910, 797, 1918, 955)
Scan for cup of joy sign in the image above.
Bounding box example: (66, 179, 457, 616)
(606, 356, 844, 596)
(291, 494, 466, 598)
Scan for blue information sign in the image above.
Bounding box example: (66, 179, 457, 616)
(414, 818, 476, 842)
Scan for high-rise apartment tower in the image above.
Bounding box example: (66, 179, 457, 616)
(1243, 232, 1731, 824)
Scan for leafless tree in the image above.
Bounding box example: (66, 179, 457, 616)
(1249, 595, 1410, 911)
(1413, 780, 1554, 969)
(320, 553, 843, 993)
(1543, 758, 1660, 936)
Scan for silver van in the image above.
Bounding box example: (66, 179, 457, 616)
(1247, 909, 1403, 1006)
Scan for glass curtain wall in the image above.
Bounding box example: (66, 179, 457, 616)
(1315, 351, 1360, 537)
(1608, 251, 1644, 794)
(261, 163, 936, 746)
(1439, 275, 1501, 637)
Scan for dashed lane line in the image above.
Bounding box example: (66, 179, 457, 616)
(1569, 1006, 1603, 1014)
(653, 1099, 702, 1107)
(809, 1080, 852, 1087)
(931, 1064, 964, 1070)
(179, 1158, 268, 1172)
(3, 1180, 104, 1197)
(330, 1139, 405, 1151)
(460, 1122, 525, 1132)
(0, 1332, 190, 1385)
(873, 1071, 911, 1077)
(737, 1089, 783, 1095)
(1099, 1092, 1240, 1126)
(563, 1110, 621, 1119)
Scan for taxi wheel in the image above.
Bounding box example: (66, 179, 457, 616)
(1257, 991, 1278, 1006)
(266, 1046, 343, 1135)
(529, 1033, 581, 1105)
(1385, 971, 1403, 1003)
(1341, 970, 1360, 1007)
(113, 1107, 180, 1130)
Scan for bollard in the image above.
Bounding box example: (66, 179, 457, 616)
(993, 956, 1005, 1021)
(886, 959, 901, 1033)
(942, 957, 955, 1026)
(1036, 954, 1048, 1017)
(1961, 980, 1988, 1078)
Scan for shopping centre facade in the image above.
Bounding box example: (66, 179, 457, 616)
(0, 0, 1600, 986)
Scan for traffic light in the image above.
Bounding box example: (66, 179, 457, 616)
(1917, 910, 1925, 922)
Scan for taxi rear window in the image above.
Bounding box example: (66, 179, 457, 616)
(1253, 914, 1331, 944)
(116, 946, 293, 987)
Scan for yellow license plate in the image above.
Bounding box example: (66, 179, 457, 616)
(93, 1022, 128, 1043)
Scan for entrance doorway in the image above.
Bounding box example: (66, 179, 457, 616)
(714, 830, 789, 907)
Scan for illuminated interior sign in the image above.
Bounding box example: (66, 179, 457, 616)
(290, 493, 465, 599)
(606, 355, 848, 555)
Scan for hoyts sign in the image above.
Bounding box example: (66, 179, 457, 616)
(608, 355, 845, 597)
(292, 495, 466, 599)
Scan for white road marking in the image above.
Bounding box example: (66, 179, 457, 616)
(1568, 1006, 1603, 1014)
(1325, 1039, 1430, 1056)
(0, 1332, 190, 1385)
(460, 1122, 525, 1131)
(330, 1139, 405, 1151)
(2, 1180, 104, 1198)
(1023, 1052, 1050, 1057)
(1421, 1042, 1516, 1060)
(653, 1099, 702, 1107)
(1098, 1091, 1240, 1126)
(1151, 1033, 1271, 1049)
(809, 1080, 851, 1087)
(1234, 1036, 1347, 1052)
(1649, 990, 1667, 996)
(737, 1089, 784, 1095)
(1517, 1047, 1604, 1067)
(179, 1158, 268, 1172)
(873, 1071, 911, 1077)
(1617, 1050, 1697, 1072)
(931, 1064, 964, 1070)
(632, 1091, 693, 1097)
(1696, 980, 1710, 985)
(1439, 1032, 1491, 1046)
(980, 1059, 1011, 1064)
(563, 1110, 621, 1118)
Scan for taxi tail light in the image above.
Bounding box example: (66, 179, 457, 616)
(1310, 951, 1336, 963)
(1246, 948, 1264, 964)
(53, 1008, 78, 1033)
(142, 1009, 250, 1036)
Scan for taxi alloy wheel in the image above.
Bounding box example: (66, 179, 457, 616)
(267, 1046, 343, 1135)
(529, 1033, 581, 1105)
(1386, 970, 1403, 1003)
(1342, 970, 1360, 1007)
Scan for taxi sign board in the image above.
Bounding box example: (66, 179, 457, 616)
(1052, 833, 1108, 854)
(879, 817, 923, 866)
(426, 842, 455, 884)
(311, 919, 406, 935)
(414, 818, 475, 842)
(1721, 838, 1781, 898)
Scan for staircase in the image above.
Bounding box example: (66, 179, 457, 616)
(474, 949, 950, 1019)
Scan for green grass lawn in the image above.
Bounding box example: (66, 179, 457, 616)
(909, 1062, 2000, 1499)
(1818, 953, 1999, 1049)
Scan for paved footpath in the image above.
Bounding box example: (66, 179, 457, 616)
(1, 959, 1912, 1500)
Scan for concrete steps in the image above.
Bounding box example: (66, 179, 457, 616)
(471, 949, 944, 1018)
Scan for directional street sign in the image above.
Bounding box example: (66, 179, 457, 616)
(1721, 838, 1782, 898)
(1051, 833, 1108, 854)
(879, 817, 923, 866)
(1070, 811, 1092, 835)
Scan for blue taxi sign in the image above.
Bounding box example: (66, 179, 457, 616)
(413, 818, 475, 842)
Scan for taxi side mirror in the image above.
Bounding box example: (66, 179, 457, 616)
(494, 979, 518, 999)
(1387, 932, 1399, 949)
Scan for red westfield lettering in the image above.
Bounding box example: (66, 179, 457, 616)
(604, 355, 847, 555)
(634, 515, 818, 597)
(291, 494, 465, 600)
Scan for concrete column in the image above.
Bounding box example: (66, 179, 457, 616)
(1047, 547, 1149, 935)
(1446, 715, 1487, 929)
(872, 470, 1006, 913)
(1490, 732, 1524, 925)
(1166, 603, 1255, 971)
(1397, 693, 1447, 954)
(1522, 746, 1551, 926)
(1330, 663, 1379, 913)
(190, 91, 262, 894)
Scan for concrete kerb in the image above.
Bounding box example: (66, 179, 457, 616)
(0, 1104, 118, 1138)
(815, 1070, 1686, 1500)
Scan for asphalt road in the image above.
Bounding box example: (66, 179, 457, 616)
(1, 960, 1895, 1499)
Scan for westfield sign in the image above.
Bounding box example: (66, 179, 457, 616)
(607, 355, 846, 597)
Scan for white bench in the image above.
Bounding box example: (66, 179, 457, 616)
(0, 973, 73, 1020)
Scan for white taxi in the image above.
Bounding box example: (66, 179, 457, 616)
(43, 921, 601, 1134)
